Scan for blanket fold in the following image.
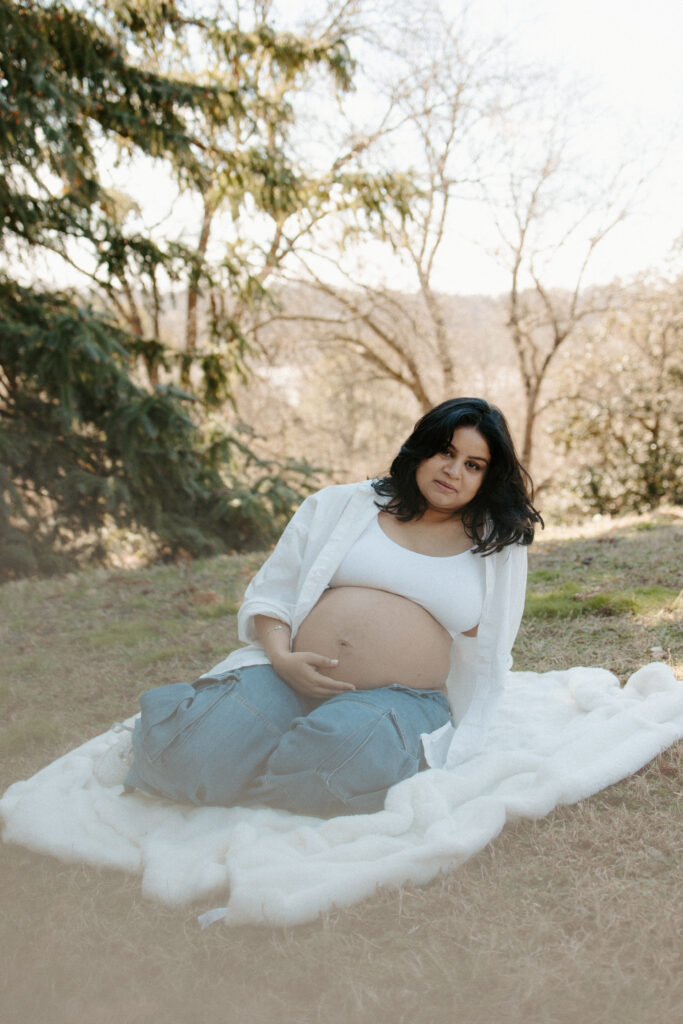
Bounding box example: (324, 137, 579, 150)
(1, 662, 681, 927)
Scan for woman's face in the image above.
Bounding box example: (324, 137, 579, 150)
(415, 425, 490, 517)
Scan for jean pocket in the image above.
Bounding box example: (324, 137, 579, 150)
(323, 709, 420, 809)
(138, 679, 235, 763)
(387, 708, 410, 752)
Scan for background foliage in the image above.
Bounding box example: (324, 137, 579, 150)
(0, 0, 409, 578)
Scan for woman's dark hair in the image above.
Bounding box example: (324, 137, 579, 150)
(373, 397, 543, 553)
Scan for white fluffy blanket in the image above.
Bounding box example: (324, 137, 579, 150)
(1, 663, 681, 928)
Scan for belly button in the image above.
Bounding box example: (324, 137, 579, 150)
(338, 638, 353, 648)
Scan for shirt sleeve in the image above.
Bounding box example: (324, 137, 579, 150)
(236, 491, 320, 643)
(500, 542, 528, 668)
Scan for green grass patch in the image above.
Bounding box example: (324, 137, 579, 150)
(527, 568, 563, 583)
(525, 584, 679, 619)
(130, 644, 202, 669)
(85, 620, 158, 650)
(125, 596, 155, 611)
(4, 651, 55, 678)
(628, 585, 680, 613)
(194, 600, 240, 619)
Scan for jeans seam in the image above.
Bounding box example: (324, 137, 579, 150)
(324, 719, 419, 810)
(231, 691, 293, 737)
(307, 708, 387, 776)
(324, 708, 416, 781)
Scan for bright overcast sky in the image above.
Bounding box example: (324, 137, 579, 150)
(484, 0, 681, 125)
(429, 0, 683, 292)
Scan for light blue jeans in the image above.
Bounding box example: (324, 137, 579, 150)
(125, 665, 451, 816)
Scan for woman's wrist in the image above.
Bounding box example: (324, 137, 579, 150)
(269, 648, 293, 672)
(254, 615, 292, 664)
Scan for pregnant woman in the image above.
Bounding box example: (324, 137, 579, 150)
(123, 397, 542, 815)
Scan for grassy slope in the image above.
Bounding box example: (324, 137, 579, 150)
(0, 510, 681, 1024)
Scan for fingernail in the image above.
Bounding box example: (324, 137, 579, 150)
(330, 658, 339, 665)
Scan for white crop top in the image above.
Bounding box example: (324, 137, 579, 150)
(329, 514, 485, 636)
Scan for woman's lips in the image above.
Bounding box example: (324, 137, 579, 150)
(434, 479, 457, 492)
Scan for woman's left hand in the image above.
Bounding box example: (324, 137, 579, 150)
(270, 650, 356, 699)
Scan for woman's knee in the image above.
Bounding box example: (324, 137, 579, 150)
(248, 696, 422, 815)
(125, 665, 309, 805)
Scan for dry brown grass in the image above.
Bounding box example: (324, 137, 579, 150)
(1, 510, 681, 1024)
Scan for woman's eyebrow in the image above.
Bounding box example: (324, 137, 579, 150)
(448, 444, 489, 464)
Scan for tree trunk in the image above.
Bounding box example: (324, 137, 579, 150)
(184, 199, 216, 381)
(521, 378, 541, 469)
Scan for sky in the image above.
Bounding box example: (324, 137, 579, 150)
(484, 0, 681, 126)
(428, 0, 683, 292)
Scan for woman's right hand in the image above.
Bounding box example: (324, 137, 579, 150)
(271, 651, 356, 699)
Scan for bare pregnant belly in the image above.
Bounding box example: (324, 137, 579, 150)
(293, 586, 452, 690)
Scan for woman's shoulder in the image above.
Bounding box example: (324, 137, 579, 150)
(287, 479, 376, 526)
(305, 479, 377, 507)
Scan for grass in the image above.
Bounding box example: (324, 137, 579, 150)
(0, 509, 681, 1024)
(524, 581, 679, 619)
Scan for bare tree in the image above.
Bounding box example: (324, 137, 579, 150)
(548, 274, 683, 513)
(482, 96, 643, 471)
(255, 2, 512, 412)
